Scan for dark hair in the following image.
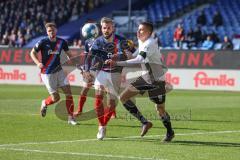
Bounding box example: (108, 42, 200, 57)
(140, 21, 153, 34)
(45, 22, 56, 29)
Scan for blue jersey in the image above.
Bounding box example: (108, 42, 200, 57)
(90, 34, 128, 72)
(83, 38, 95, 71)
(34, 37, 69, 74)
(84, 38, 95, 53)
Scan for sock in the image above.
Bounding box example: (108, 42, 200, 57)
(66, 96, 74, 116)
(104, 106, 115, 125)
(95, 95, 105, 126)
(44, 96, 55, 106)
(77, 95, 86, 113)
(161, 112, 173, 133)
(123, 100, 148, 124)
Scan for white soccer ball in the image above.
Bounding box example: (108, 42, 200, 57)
(81, 23, 99, 39)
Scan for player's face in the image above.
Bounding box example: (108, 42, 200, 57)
(46, 27, 57, 40)
(137, 24, 151, 42)
(101, 22, 114, 39)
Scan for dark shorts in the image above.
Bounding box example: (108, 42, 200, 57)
(131, 76, 166, 104)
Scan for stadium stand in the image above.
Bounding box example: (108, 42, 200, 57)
(152, 0, 240, 49)
(0, 0, 107, 47)
(1, 0, 239, 50)
(145, 0, 198, 24)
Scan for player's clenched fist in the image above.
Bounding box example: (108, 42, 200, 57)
(105, 59, 116, 66)
(37, 63, 44, 69)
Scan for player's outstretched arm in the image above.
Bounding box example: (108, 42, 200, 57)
(30, 48, 43, 69)
(65, 50, 85, 74)
(106, 54, 144, 67)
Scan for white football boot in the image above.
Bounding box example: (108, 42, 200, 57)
(97, 126, 106, 140)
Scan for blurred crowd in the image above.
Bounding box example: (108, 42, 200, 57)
(0, 0, 106, 47)
(172, 11, 234, 50)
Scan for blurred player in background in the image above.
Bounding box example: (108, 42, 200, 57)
(30, 22, 77, 125)
(106, 22, 175, 142)
(86, 17, 134, 140)
(74, 21, 100, 117)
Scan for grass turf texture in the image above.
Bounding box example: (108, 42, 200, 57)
(0, 85, 240, 160)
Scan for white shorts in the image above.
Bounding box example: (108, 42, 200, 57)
(41, 69, 69, 94)
(94, 71, 121, 98)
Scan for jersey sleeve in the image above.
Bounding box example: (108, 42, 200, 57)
(84, 40, 89, 53)
(62, 40, 69, 52)
(33, 40, 43, 52)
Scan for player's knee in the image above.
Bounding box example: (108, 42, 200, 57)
(150, 95, 166, 105)
(66, 95, 73, 100)
(52, 94, 60, 102)
(108, 99, 116, 108)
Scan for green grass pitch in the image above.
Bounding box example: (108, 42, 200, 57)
(0, 85, 239, 160)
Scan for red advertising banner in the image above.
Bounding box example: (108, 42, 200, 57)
(161, 50, 240, 69)
(1, 48, 240, 69)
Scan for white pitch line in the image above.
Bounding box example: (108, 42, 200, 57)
(0, 147, 165, 160)
(0, 130, 240, 148)
(0, 112, 39, 116)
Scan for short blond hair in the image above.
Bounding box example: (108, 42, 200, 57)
(45, 22, 56, 29)
(100, 17, 114, 25)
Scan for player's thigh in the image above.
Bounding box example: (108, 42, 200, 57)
(107, 72, 121, 98)
(60, 85, 72, 96)
(94, 71, 107, 92)
(119, 84, 139, 103)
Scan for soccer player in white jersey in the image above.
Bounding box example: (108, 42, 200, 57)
(106, 22, 174, 142)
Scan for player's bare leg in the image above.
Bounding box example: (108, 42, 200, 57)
(120, 85, 152, 137)
(61, 85, 77, 125)
(156, 103, 174, 142)
(40, 92, 60, 117)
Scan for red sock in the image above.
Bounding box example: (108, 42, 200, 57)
(95, 95, 105, 126)
(77, 95, 86, 113)
(45, 96, 55, 106)
(104, 106, 115, 125)
(66, 96, 74, 116)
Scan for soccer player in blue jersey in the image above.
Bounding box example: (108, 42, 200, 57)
(85, 17, 132, 140)
(75, 22, 117, 119)
(73, 21, 101, 117)
(30, 22, 77, 125)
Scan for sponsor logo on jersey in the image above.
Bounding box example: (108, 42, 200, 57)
(48, 49, 60, 55)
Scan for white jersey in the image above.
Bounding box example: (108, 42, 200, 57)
(138, 37, 166, 83)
